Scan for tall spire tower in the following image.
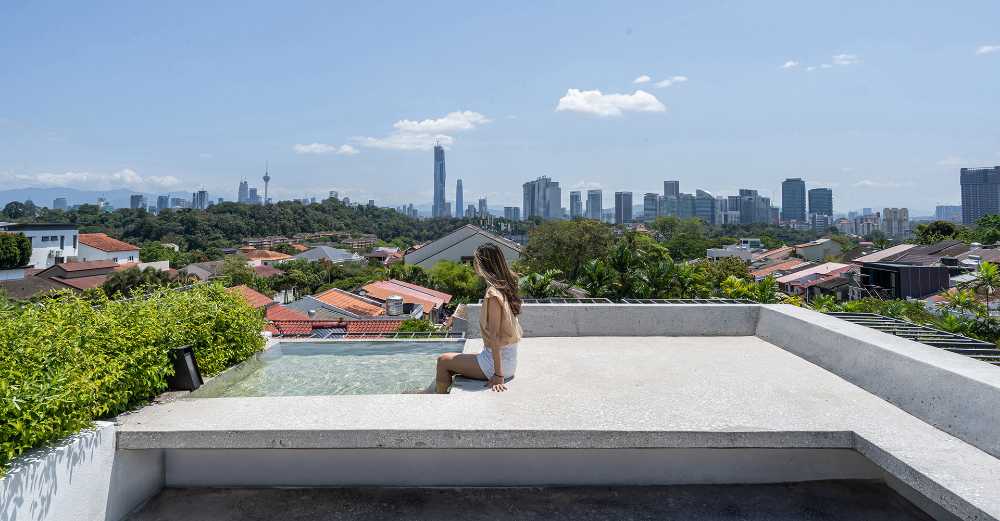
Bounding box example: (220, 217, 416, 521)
(262, 161, 271, 204)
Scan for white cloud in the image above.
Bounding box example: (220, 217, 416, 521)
(654, 75, 688, 88)
(352, 111, 490, 151)
(832, 53, 860, 66)
(853, 179, 912, 188)
(556, 89, 666, 117)
(198, 152, 213, 159)
(976, 45, 1000, 55)
(391, 111, 491, 134)
(806, 66, 818, 72)
(633, 74, 651, 84)
(821, 63, 833, 69)
(0, 168, 181, 191)
(293, 143, 359, 156)
(780, 60, 799, 69)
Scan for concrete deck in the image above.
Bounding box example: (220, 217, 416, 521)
(127, 482, 934, 521)
(118, 335, 1000, 520)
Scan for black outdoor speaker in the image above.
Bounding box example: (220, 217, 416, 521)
(166, 345, 203, 391)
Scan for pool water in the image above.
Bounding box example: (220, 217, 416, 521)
(190, 341, 464, 397)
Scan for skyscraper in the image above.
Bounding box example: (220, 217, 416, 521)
(522, 176, 561, 220)
(677, 193, 696, 219)
(935, 205, 962, 223)
(130, 194, 145, 210)
(238, 180, 250, 203)
(960, 166, 1000, 225)
(262, 163, 271, 205)
(664, 181, 680, 198)
(781, 178, 806, 222)
(455, 179, 464, 219)
(882, 208, 910, 239)
(478, 198, 488, 217)
(739, 189, 770, 225)
(432, 145, 447, 218)
(643, 193, 659, 221)
(586, 190, 602, 220)
(503, 207, 521, 221)
(192, 190, 209, 210)
(248, 188, 259, 204)
(808, 188, 833, 217)
(53, 197, 68, 211)
(156, 195, 169, 212)
(569, 191, 583, 219)
(694, 190, 717, 225)
(614, 191, 633, 224)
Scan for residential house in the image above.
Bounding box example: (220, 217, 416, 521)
(293, 245, 364, 264)
(359, 279, 452, 322)
(403, 224, 523, 269)
(775, 262, 851, 297)
(182, 260, 225, 281)
(238, 246, 292, 267)
(78, 233, 140, 264)
(854, 262, 951, 300)
(794, 238, 843, 262)
(850, 244, 917, 265)
(749, 259, 813, 281)
(0, 222, 79, 268)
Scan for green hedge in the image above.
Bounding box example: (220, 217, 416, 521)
(0, 283, 265, 474)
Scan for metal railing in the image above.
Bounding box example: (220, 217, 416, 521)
(827, 312, 1000, 366)
(514, 297, 755, 305)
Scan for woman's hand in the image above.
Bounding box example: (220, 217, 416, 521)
(486, 375, 507, 392)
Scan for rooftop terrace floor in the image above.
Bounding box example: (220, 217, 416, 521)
(118, 336, 1000, 519)
(127, 482, 933, 521)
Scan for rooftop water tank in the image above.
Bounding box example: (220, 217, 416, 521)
(385, 295, 405, 316)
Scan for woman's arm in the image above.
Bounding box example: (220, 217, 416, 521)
(485, 296, 507, 392)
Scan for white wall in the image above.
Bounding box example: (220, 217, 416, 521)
(0, 422, 164, 521)
(77, 245, 139, 264)
(12, 228, 79, 268)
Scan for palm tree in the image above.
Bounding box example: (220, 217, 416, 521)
(721, 275, 751, 300)
(750, 276, 779, 304)
(963, 261, 1000, 316)
(942, 288, 985, 317)
(518, 269, 566, 298)
(577, 259, 616, 299)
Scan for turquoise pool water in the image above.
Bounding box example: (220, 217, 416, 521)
(190, 341, 464, 397)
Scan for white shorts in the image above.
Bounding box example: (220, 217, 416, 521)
(476, 343, 518, 379)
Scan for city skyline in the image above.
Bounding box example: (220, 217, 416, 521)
(1, 2, 998, 213)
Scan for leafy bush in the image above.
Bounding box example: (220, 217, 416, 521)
(0, 232, 31, 269)
(0, 283, 265, 475)
(398, 318, 436, 332)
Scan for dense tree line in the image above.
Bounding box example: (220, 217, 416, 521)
(9, 198, 467, 252)
(911, 216, 1000, 246)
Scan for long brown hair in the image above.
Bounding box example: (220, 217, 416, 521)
(474, 243, 522, 315)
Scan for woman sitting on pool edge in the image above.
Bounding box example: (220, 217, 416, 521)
(435, 243, 522, 393)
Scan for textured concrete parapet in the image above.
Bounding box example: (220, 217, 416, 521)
(0, 421, 163, 521)
(465, 303, 760, 338)
(757, 304, 1000, 461)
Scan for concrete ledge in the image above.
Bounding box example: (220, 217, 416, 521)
(465, 304, 760, 338)
(161, 448, 879, 487)
(756, 304, 1000, 460)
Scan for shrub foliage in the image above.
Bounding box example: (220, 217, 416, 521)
(0, 284, 265, 474)
(0, 232, 31, 269)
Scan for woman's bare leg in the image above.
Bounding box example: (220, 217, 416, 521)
(435, 353, 487, 393)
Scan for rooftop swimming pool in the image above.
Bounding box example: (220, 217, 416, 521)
(190, 340, 464, 397)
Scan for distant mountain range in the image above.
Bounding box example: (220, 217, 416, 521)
(0, 187, 193, 210)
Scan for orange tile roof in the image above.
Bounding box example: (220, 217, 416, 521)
(243, 249, 293, 261)
(291, 243, 310, 252)
(312, 288, 385, 316)
(361, 280, 450, 313)
(47, 260, 118, 272)
(79, 233, 139, 252)
(265, 304, 311, 321)
(51, 275, 108, 290)
(226, 285, 273, 309)
(346, 319, 403, 336)
(750, 259, 811, 278)
(253, 264, 285, 278)
(387, 279, 452, 302)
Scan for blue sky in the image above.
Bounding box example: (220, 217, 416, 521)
(1, 1, 998, 215)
